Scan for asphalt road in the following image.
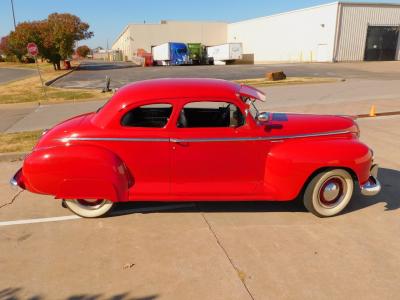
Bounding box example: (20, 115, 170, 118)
(52, 60, 400, 89)
(0, 115, 399, 299)
(0, 68, 36, 85)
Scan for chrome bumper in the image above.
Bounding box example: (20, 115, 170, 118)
(9, 169, 23, 189)
(360, 164, 381, 196)
(10, 176, 19, 188)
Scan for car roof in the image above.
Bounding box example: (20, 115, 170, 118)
(92, 78, 240, 127)
(92, 78, 265, 128)
(117, 78, 240, 101)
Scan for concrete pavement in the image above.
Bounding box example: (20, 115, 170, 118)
(2, 100, 106, 133)
(0, 115, 399, 299)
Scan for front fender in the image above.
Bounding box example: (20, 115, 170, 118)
(264, 138, 372, 200)
(22, 145, 130, 202)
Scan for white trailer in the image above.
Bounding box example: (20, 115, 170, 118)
(152, 43, 170, 65)
(207, 43, 243, 64)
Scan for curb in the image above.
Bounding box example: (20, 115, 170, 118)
(45, 63, 81, 87)
(0, 152, 27, 162)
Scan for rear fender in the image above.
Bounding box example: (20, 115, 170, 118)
(22, 145, 130, 202)
(264, 138, 372, 200)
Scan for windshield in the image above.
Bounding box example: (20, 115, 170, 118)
(249, 100, 259, 119)
(241, 96, 259, 119)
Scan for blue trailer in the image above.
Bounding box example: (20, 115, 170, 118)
(152, 42, 189, 65)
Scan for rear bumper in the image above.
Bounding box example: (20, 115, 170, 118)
(360, 164, 381, 196)
(10, 168, 25, 189)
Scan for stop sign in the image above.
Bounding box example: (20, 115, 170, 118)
(27, 42, 39, 56)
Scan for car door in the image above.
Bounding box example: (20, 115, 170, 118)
(170, 99, 267, 197)
(109, 102, 173, 199)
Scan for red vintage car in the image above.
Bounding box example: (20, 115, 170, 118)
(11, 78, 381, 218)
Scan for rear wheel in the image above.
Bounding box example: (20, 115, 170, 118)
(64, 199, 114, 218)
(303, 169, 354, 217)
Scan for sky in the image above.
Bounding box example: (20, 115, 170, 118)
(1, 0, 399, 49)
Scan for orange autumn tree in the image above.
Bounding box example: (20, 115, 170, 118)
(76, 45, 91, 58)
(4, 13, 93, 69)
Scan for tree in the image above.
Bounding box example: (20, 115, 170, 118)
(76, 45, 91, 57)
(7, 21, 53, 62)
(47, 13, 93, 61)
(3, 13, 93, 69)
(0, 36, 11, 56)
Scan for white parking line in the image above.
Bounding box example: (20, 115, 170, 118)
(0, 215, 80, 227)
(0, 203, 196, 227)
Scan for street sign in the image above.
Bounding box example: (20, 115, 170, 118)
(26, 42, 47, 104)
(27, 42, 39, 56)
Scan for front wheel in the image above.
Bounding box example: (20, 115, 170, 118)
(303, 169, 354, 217)
(64, 199, 114, 218)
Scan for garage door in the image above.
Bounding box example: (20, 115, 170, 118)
(364, 26, 400, 61)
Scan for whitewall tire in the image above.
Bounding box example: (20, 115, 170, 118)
(303, 169, 354, 217)
(64, 199, 114, 218)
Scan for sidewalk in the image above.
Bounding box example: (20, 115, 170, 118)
(1, 99, 106, 133)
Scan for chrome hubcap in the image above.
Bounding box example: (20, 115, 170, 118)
(318, 177, 346, 208)
(75, 199, 107, 210)
(323, 182, 341, 201)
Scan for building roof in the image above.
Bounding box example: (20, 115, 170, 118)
(230, 1, 400, 25)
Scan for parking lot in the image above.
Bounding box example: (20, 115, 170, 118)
(1, 60, 400, 299)
(1, 100, 400, 299)
(52, 60, 400, 89)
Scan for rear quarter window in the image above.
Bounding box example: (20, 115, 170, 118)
(121, 104, 173, 128)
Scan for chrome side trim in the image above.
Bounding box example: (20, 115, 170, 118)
(63, 137, 170, 142)
(61, 130, 351, 143)
(170, 130, 351, 143)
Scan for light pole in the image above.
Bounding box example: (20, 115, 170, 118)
(10, 0, 16, 29)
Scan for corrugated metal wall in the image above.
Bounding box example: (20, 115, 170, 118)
(335, 3, 400, 61)
(228, 3, 338, 63)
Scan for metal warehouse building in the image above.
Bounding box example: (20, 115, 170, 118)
(113, 1, 400, 63)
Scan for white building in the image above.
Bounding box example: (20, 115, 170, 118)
(113, 2, 400, 63)
(228, 2, 400, 62)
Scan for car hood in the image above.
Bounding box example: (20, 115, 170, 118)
(263, 113, 357, 137)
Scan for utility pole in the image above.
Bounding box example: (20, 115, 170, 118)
(106, 39, 110, 61)
(10, 0, 16, 29)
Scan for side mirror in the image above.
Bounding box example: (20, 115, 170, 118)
(257, 112, 270, 122)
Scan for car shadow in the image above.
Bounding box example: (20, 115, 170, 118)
(111, 167, 399, 217)
(344, 167, 400, 214)
(0, 287, 158, 300)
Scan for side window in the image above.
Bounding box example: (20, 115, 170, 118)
(121, 103, 172, 128)
(177, 101, 244, 128)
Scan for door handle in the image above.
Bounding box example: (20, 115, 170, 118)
(170, 138, 189, 146)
